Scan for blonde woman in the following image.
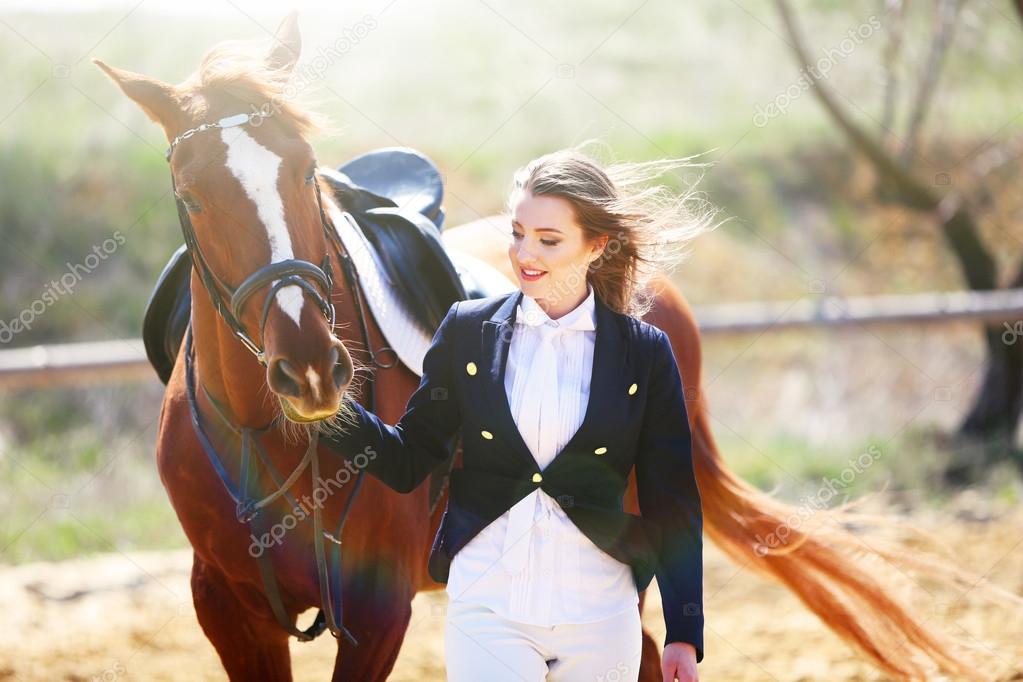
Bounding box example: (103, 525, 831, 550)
(323, 147, 715, 682)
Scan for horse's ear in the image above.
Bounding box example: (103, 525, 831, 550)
(267, 11, 301, 74)
(93, 59, 185, 141)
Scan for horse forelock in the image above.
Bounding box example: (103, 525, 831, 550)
(185, 37, 325, 141)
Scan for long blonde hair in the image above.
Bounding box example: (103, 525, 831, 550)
(508, 142, 720, 318)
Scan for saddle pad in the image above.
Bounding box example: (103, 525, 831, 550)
(325, 199, 435, 377)
(447, 249, 518, 301)
(327, 202, 516, 377)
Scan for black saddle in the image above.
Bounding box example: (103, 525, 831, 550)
(143, 242, 192, 384)
(142, 146, 507, 385)
(337, 146, 445, 229)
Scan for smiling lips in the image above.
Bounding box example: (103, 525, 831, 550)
(520, 266, 547, 282)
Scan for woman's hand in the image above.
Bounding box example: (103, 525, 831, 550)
(661, 642, 698, 682)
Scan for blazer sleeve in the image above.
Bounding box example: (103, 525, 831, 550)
(319, 301, 462, 494)
(635, 328, 704, 663)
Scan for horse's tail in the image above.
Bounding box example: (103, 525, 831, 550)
(689, 398, 1017, 681)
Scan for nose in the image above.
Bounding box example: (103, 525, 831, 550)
(266, 339, 353, 418)
(514, 242, 539, 268)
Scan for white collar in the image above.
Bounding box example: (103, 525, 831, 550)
(516, 284, 596, 330)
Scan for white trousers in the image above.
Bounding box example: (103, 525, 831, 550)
(444, 599, 643, 682)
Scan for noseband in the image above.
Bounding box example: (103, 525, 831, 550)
(166, 111, 336, 365)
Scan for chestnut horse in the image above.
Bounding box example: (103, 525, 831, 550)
(97, 14, 1009, 682)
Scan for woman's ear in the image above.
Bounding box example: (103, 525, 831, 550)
(589, 234, 610, 263)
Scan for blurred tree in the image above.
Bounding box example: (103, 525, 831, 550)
(773, 0, 1023, 478)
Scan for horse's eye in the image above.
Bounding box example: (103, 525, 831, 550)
(176, 191, 202, 214)
(304, 167, 317, 185)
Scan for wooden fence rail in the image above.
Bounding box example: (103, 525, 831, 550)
(2, 289, 1023, 390)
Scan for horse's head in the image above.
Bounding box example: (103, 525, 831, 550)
(96, 14, 354, 423)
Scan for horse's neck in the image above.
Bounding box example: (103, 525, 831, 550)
(191, 278, 276, 428)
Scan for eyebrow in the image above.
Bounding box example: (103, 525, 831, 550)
(511, 220, 563, 235)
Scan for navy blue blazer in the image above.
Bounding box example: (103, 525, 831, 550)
(321, 289, 704, 661)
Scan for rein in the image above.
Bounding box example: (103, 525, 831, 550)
(168, 111, 395, 645)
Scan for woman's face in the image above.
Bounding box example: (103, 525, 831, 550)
(508, 191, 607, 314)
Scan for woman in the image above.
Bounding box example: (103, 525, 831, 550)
(322, 146, 715, 682)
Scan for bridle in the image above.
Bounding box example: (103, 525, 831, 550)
(165, 110, 396, 646)
(167, 111, 336, 365)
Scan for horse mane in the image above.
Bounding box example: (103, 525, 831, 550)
(183, 37, 326, 140)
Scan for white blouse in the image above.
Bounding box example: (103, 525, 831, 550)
(445, 283, 639, 625)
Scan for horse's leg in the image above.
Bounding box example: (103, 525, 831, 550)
(330, 566, 414, 682)
(191, 552, 294, 682)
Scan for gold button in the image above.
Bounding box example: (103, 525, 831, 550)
(532, 472, 543, 483)
(594, 446, 607, 455)
(481, 430, 493, 439)
(466, 362, 477, 376)
(628, 383, 638, 395)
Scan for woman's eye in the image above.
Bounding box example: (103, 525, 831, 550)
(511, 231, 557, 247)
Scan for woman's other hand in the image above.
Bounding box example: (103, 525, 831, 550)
(661, 642, 698, 682)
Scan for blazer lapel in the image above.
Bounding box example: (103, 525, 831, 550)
(479, 289, 629, 472)
(480, 290, 530, 465)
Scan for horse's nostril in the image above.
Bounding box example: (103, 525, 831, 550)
(328, 342, 351, 390)
(267, 358, 303, 398)
(332, 361, 349, 390)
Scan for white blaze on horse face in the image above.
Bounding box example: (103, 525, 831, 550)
(220, 128, 305, 327)
(306, 366, 322, 402)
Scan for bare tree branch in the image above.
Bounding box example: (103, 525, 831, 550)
(880, 0, 905, 147)
(901, 0, 964, 165)
(773, 0, 934, 206)
(771, 0, 997, 291)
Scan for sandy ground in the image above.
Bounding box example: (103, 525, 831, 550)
(1, 492, 1021, 682)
